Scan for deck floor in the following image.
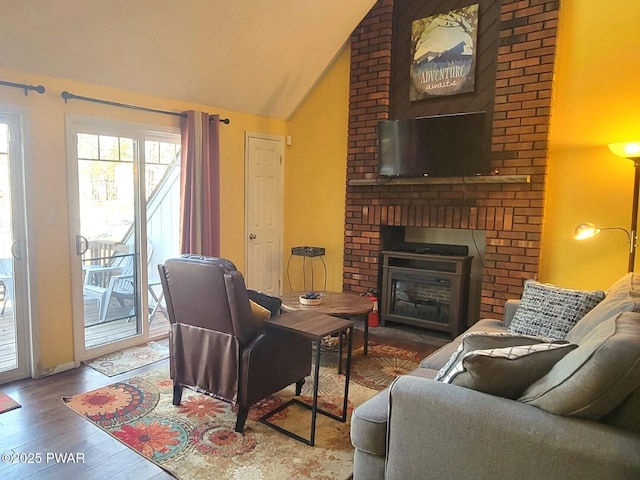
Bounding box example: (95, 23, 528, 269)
(0, 300, 170, 373)
(0, 308, 17, 372)
(83, 298, 170, 349)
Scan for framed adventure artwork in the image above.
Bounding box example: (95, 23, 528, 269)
(410, 3, 479, 100)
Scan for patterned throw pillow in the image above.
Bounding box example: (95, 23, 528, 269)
(441, 342, 578, 399)
(508, 280, 605, 340)
(434, 331, 549, 381)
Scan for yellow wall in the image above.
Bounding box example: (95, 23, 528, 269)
(0, 67, 286, 371)
(541, 0, 640, 289)
(283, 47, 350, 293)
(13, 0, 634, 371)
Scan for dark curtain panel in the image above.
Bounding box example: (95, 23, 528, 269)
(179, 111, 220, 256)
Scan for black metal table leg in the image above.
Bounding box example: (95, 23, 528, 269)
(259, 323, 353, 446)
(341, 326, 353, 421)
(310, 337, 322, 446)
(338, 332, 343, 374)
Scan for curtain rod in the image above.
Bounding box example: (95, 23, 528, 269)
(60, 91, 230, 124)
(0, 80, 46, 96)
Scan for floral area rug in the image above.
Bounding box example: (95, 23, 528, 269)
(64, 366, 377, 480)
(350, 342, 432, 391)
(0, 389, 20, 414)
(82, 340, 169, 377)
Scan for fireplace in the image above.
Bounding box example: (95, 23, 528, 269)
(342, 1, 559, 320)
(380, 247, 473, 338)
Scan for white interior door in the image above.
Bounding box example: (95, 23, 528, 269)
(0, 110, 32, 384)
(245, 133, 284, 294)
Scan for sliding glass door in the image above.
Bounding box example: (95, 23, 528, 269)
(68, 116, 180, 360)
(0, 111, 31, 384)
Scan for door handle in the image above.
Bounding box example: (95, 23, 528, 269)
(11, 240, 20, 261)
(249, 233, 257, 240)
(76, 235, 89, 255)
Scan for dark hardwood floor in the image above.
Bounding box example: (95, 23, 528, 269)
(0, 356, 175, 480)
(0, 320, 440, 480)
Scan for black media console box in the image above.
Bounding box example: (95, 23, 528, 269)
(390, 242, 468, 257)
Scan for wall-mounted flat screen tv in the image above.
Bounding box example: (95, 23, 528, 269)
(378, 111, 489, 177)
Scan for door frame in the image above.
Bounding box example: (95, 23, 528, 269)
(0, 104, 37, 383)
(244, 132, 285, 293)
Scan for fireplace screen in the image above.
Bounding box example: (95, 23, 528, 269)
(380, 250, 472, 338)
(390, 274, 451, 325)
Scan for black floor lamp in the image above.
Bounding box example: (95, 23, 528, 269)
(574, 141, 640, 273)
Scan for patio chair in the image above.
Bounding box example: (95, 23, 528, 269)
(83, 241, 157, 323)
(83, 243, 135, 323)
(158, 254, 312, 432)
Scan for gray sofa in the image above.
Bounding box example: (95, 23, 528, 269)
(351, 273, 640, 480)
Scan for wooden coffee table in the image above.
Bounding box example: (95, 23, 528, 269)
(280, 291, 373, 356)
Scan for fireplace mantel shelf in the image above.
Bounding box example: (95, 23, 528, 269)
(348, 175, 530, 186)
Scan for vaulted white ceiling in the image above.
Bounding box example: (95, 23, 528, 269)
(0, 0, 376, 119)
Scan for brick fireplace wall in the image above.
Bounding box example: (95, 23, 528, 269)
(343, 0, 561, 319)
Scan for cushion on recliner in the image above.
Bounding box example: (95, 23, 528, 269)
(519, 311, 640, 419)
(567, 272, 640, 344)
(249, 299, 271, 321)
(508, 279, 605, 340)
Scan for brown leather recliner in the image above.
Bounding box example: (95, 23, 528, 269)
(158, 255, 312, 432)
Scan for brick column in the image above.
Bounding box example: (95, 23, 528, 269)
(344, 0, 394, 293)
(344, 0, 561, 319)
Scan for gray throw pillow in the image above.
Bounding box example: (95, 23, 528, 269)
(434, 331, 549, 381)
(441, 342, 577, 399)
(508, 279, 605, 340)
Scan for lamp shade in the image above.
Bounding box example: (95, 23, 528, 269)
(609, 141, 640, 159)
(575, 222, 601, 240)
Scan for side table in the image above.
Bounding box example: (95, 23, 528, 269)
(261, 310, 354, 446)
(280, 291, 372, 357)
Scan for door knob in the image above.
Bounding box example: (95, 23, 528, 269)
(249, 233, 257, 240)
